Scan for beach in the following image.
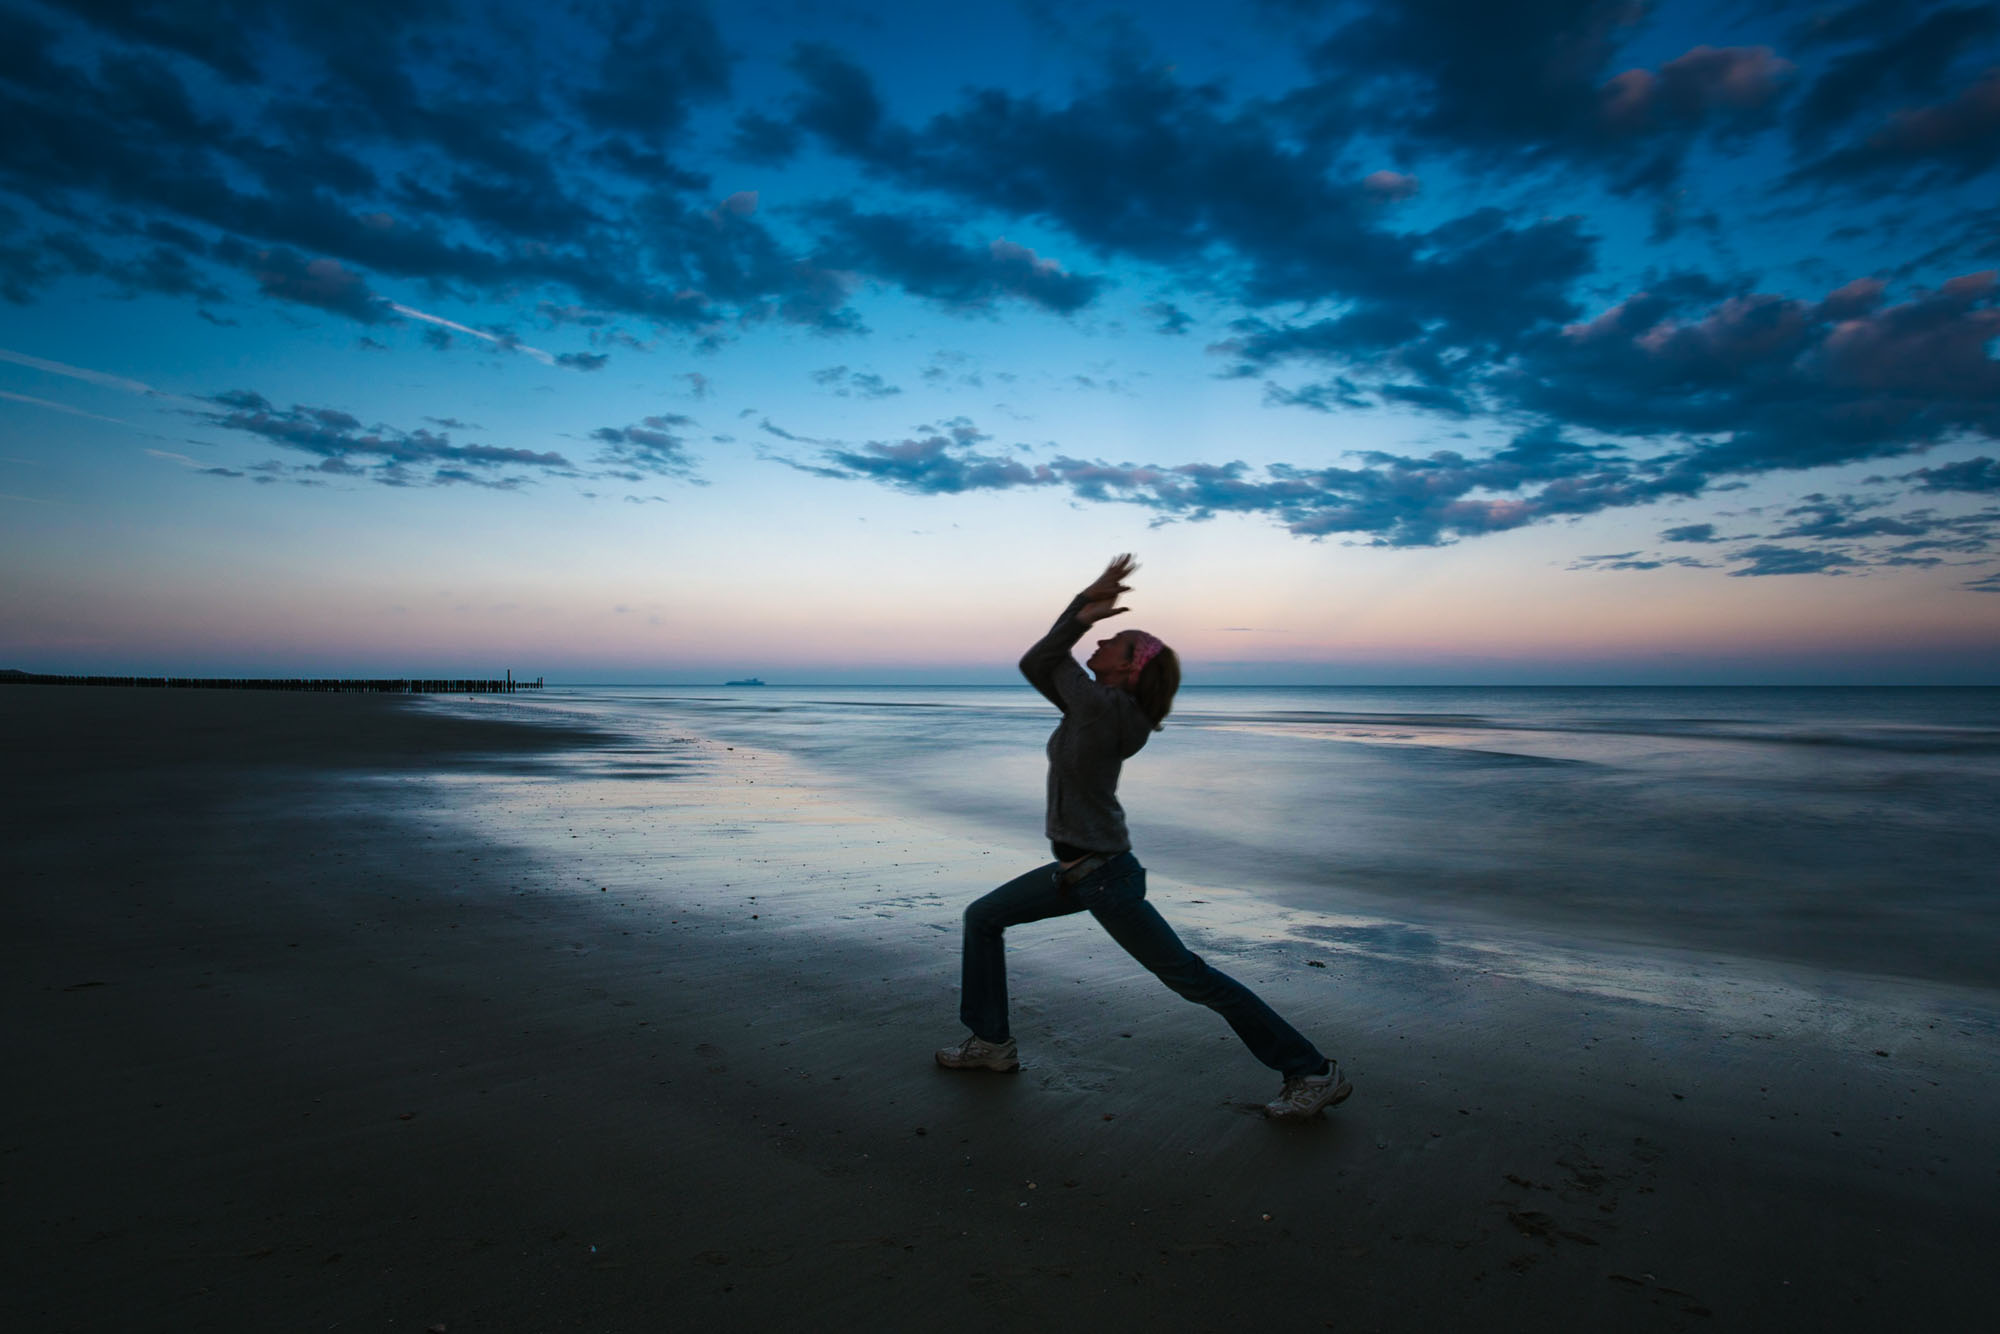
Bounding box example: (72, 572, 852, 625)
(4, 685, 1996, 1332)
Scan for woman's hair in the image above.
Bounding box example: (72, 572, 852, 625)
(1131, 643, 1181, 730)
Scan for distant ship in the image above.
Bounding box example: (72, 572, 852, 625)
(724, 677, 766, 686)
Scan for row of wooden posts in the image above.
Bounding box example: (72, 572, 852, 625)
(0, 671, 544, 694)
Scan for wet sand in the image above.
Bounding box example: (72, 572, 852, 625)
(3, 685, 1995, 1332)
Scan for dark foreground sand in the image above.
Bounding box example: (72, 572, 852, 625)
(3, 686, 1995, 1332)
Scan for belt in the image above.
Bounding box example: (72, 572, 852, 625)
(1056, 853, 1115, 888)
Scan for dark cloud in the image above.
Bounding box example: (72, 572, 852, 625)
(1144, 300, 1193, 335)
(730, 111, 802, 164)
(0, 8, 859, 336)
(1791, 3, 1999, 146)
(1728, 544, 1856, 576)
(809, 202, 1104, 314)
(799, 419, 1684, 547)
(556, 351, 609, 371)
(5, 215, 230, 303)
(42, 0, 275, 83)
(590, 414, 698, 478)
(196, 388, 574, 486)
(1568, 550, 1716, 571)
(796, 397, 2000, 564)
(1966, 569, 2000, 591)
(759, 418, 812, 443)
(1660, 522, 1719, 542)
(787, 41, 906, 161)
(209, 240, 389, 321)
(812, 365, 902, 398)
(1214, 206, 1596, 394)
(6, 0, 1994, 559)
(573, 2, 731, 136)
(1292, 1, 1790, 192)
(809, 421, 1046, 495)
(1262, 378, 1369, 413)
(1878, 508, 2000, 554)
(782, 40, 1597, 358)
(1908, 456, 2000, 491)
(1500, 271, 2000, 490)
(1795, 67, 2000, 183)
(1773, 494, 1931, 540)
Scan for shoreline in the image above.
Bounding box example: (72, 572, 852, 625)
(5, 686, 1995, 1331)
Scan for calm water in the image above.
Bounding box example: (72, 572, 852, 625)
(500, 685, 2000, 992)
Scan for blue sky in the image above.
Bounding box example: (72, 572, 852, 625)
(3, 0, 1998, 683)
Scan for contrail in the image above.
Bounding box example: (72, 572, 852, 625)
(0, 388, 129, 424)
(0, 347, 205, 408)
(389, 302, 558, 366)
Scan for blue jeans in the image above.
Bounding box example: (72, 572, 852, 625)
(958, 852, 1327, 1079)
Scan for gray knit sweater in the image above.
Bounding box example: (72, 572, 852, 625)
(1019, 594, 1155, 855)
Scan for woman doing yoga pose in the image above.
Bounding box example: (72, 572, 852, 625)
(935, 554, 1351, 1119)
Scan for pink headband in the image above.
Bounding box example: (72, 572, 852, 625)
(1128, 632, 1166, 673)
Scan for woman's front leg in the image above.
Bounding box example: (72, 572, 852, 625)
(959, 862, 1081, 1042)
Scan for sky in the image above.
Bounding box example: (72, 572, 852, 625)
(2, 0, 1998, 684)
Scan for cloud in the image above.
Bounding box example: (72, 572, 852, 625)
(1796, 67, 2000, 183)
(0, 14, 862, 339)
(809, 202, 1104, 313)
(1606, 44, 1794, 128)
(1360, 170, 1420, 202)
(800, 419, 1680, 546)
(1499, 270, 2000, 489)
(812, 365, 902, 398)
(7, 0, 1995, 557)
(1727, 544, 1857, 576)
(36, 229, 230, 303)
(1290, 3, 1790, 193)
(1908, 456, 2000, 491)
(219, 243, 392, 323)
(783, 40, 1597, 358)
(1772, 494, 1930, 540)
(1790, 3, 1999, 147)
(573, 2, 731, 136)
(196, 388, 574, 486)
(1660, 522, 1719, 542)
(590, 415, 699, 478)
(1568, 550, 1716, 571)
(731, 110, 802, 164)
(809, 421, 1047, 494)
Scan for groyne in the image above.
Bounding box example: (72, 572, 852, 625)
(1, 671, 543, 694)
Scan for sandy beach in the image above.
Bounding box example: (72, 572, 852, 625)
(4, 685, 1995, 1332)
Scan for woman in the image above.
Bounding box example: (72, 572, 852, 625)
(935, 554, 1351, 1119)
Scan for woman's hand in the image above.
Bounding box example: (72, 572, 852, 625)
(1077, 553, 1136, 624)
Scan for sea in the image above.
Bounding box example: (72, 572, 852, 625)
(462, 684, 2000, 1006)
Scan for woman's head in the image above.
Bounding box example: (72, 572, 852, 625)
(1087, 628, 1181, 729)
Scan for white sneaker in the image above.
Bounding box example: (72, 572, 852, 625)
(1264, 1063, 1351, 1118)
(935, 1034, 1020, 1072)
